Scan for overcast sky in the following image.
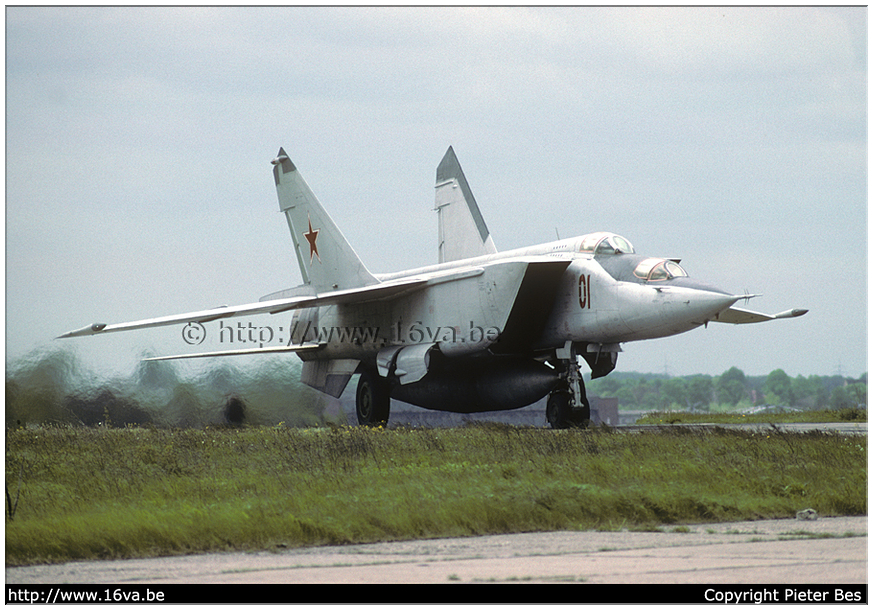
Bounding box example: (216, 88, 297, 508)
(6, 6, 867, 382)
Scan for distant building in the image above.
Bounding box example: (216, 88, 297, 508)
(590, 396, 619, 426)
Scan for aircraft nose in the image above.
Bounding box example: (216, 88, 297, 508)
(648, 277, 742, 331)
(618, 278, 744, 340)
(666, 283, 741, 323)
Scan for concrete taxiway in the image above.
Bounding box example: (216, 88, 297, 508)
(624, 422, 867, 435)
(6, 516, 866, 585)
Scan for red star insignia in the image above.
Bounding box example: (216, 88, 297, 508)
(303, 215, 320, 262)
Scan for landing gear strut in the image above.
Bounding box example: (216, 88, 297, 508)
(356, 369, 391, 427)
(547, 345, 590, 429)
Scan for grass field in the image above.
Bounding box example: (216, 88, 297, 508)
(5, 423, 867, 566)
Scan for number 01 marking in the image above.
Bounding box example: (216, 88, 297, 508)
(578, 274, 592, 309)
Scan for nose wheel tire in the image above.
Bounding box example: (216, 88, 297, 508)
(356, 369, 391, 427)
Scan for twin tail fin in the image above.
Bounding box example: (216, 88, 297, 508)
(272, 148, 377, 292)
(434, 146, 498, 263)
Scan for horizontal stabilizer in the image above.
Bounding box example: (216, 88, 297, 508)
(142, 344, 321, 362)
(712, 307, 808, 325)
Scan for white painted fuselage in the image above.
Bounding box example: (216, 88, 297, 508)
(292, 234, 743, 363)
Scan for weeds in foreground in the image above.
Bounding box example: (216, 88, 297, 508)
(5, 461, 24, 521)
(5, 425, 867, 566)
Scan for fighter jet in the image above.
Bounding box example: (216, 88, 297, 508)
(59, 147, 808, 428)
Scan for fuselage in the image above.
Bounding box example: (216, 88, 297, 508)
(291, 232, 741, 361)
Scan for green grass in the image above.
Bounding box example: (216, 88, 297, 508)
(634, 408, 867, 425)
(5, 424, 867, 566)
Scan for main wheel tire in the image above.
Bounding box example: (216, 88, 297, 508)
(547, 391, 572, 429)
(547, 391, 591, 429)
(356, 369, 390, 427)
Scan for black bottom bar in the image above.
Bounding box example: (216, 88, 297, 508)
(5, 584, 868, 604)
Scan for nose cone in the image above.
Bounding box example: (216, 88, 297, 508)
(668, 277, 743, 317)
(685, 289, 742, 320)
(617, 280, 744, 342)
(660, 282, 741, 328)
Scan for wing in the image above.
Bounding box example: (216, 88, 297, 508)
(711, 307, 808, 324)
(57, 277, 428, 339)
(57, 264, 495, 340)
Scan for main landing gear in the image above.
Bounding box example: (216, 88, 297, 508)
(355, 369, 391, 427)
(546, 345, 591, 429)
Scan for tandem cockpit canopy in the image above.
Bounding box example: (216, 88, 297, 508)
(578, 232, 635, 255)
(633, 257, 689, 282)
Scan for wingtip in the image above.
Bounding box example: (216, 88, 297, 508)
(56, 322, 107, 339)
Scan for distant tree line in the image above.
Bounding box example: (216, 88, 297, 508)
(7, 347, 868, 425)
(586, 368, 868, 412)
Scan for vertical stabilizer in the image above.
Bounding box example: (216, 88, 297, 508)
(434, 147, 498, 263)
(272, 148, 377, 291)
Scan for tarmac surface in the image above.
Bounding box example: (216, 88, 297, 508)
(634, 422, 868, 436)
(6, 516, 866, 585)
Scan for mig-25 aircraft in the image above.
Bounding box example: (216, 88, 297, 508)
(60, 147, 808, 428)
